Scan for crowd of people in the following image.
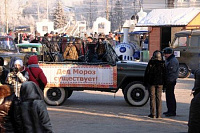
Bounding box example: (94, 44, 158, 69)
(0, 55, 54, 132)
(1, 30, 200, 132)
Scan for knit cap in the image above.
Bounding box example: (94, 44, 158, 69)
(14, 59, 23, 66)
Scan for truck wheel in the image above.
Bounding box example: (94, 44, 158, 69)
(44, 87, 67, 106)
(124, 82, 149, 107)
(179, 64, 191, 78)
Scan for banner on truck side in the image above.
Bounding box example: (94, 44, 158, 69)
(39, 64, 117, 88)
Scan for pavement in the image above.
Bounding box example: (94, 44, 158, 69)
(47, 76, 195, 133)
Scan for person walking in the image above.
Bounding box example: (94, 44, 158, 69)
(26, 55, 47, 91)
(144, 50, 166, 118)
(19, 81, 54, 133)
(163, 47, 179, 117)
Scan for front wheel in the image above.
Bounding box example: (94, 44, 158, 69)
(124, 82, 149, 107)
(179, 64, 191, 78)
(44, 87, 67, 106)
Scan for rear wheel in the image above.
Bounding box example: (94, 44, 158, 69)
(124, 82, 149, 107)
(44, 87, 67, 106)
(179, 64, 191, 78)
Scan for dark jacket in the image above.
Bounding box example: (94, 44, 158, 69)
(19, 81, 54, 133)
(165, 54, 179, 83)
(144, 59, 166, 86)
(0, 85, 16, 133)
(188, 92, 200, 133)
(192, 68, 200, 96)
(0, 67, 9, 84)
(26, 56, 47, 90)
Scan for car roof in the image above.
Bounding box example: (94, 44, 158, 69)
(0, 35, 13, 39)
(16, 43, 42, 47)
(175, 30, 200, 36)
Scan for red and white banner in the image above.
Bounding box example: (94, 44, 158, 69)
(39, 64, 117, 88)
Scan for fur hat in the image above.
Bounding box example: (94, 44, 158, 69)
(0, 85, 11, 99)
(14, 59, 23, 66)
(163, 47, 173, 54)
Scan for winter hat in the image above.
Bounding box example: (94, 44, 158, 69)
(28, 55, 38, 65)
(163, 47, 173, 54)
(14, 59, 23, 66)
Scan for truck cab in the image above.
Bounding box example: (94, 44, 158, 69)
(0, 36, 26, 68)
(171, 30, 200, 78)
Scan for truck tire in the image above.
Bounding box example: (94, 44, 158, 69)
(44, 87, 67, 106)
(179, 64, 191, 78)
(124, 82, 149, 107)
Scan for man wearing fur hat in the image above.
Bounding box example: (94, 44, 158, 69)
(6, 59, 29, 97)
(163, 47, 179, 117)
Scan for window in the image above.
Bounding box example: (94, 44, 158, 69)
(190, 36, 199, 47)
(173, 36, 187, 48)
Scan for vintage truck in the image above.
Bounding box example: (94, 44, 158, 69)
(0, 36, 26, 68)
(8, 36, 149, 107)
(38, 38, 149, 107)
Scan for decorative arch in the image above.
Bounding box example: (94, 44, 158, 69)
(92, 17, 111, 35)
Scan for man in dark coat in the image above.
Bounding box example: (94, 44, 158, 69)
(19, 81, 54, 133)
(26, 55, 47, 90)
(191, 68, 200, 97)
(163, 47, 179, 117)
(0, 57, 8, 84)
(144, 50, 166, 118)
(188, 92, 200, 133)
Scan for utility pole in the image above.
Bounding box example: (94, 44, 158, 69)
(46, 0, 48, 21)
(106, 0, 109, 20)
(89, 0, 92, 28)
(5, 0, 8, 34)
(37, 3, 40, 21)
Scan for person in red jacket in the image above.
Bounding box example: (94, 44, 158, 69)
(26, 55, 47, 90)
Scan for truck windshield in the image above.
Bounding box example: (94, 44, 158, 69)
(172, 36, 187, 48)
(0, 38, 16, 51)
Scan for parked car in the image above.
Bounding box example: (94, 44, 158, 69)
(16, 43, 43, 55)
(0, 36, 26, 68)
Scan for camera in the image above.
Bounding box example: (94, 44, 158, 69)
(11, 67, 19, 73)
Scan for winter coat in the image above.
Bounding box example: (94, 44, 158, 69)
(165, 54, 179, 83)
(6, 66, 29, 96)
(0, 66, 9, 84)
(63, 44, 78, 60)
(26, 55, 47, 90)
(19, 81, 54, 133)
(144, 59, 166, 86)
(188, 92, 200, 133)
(192, 68, 200, 96)
(0, 85, 16, 133)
